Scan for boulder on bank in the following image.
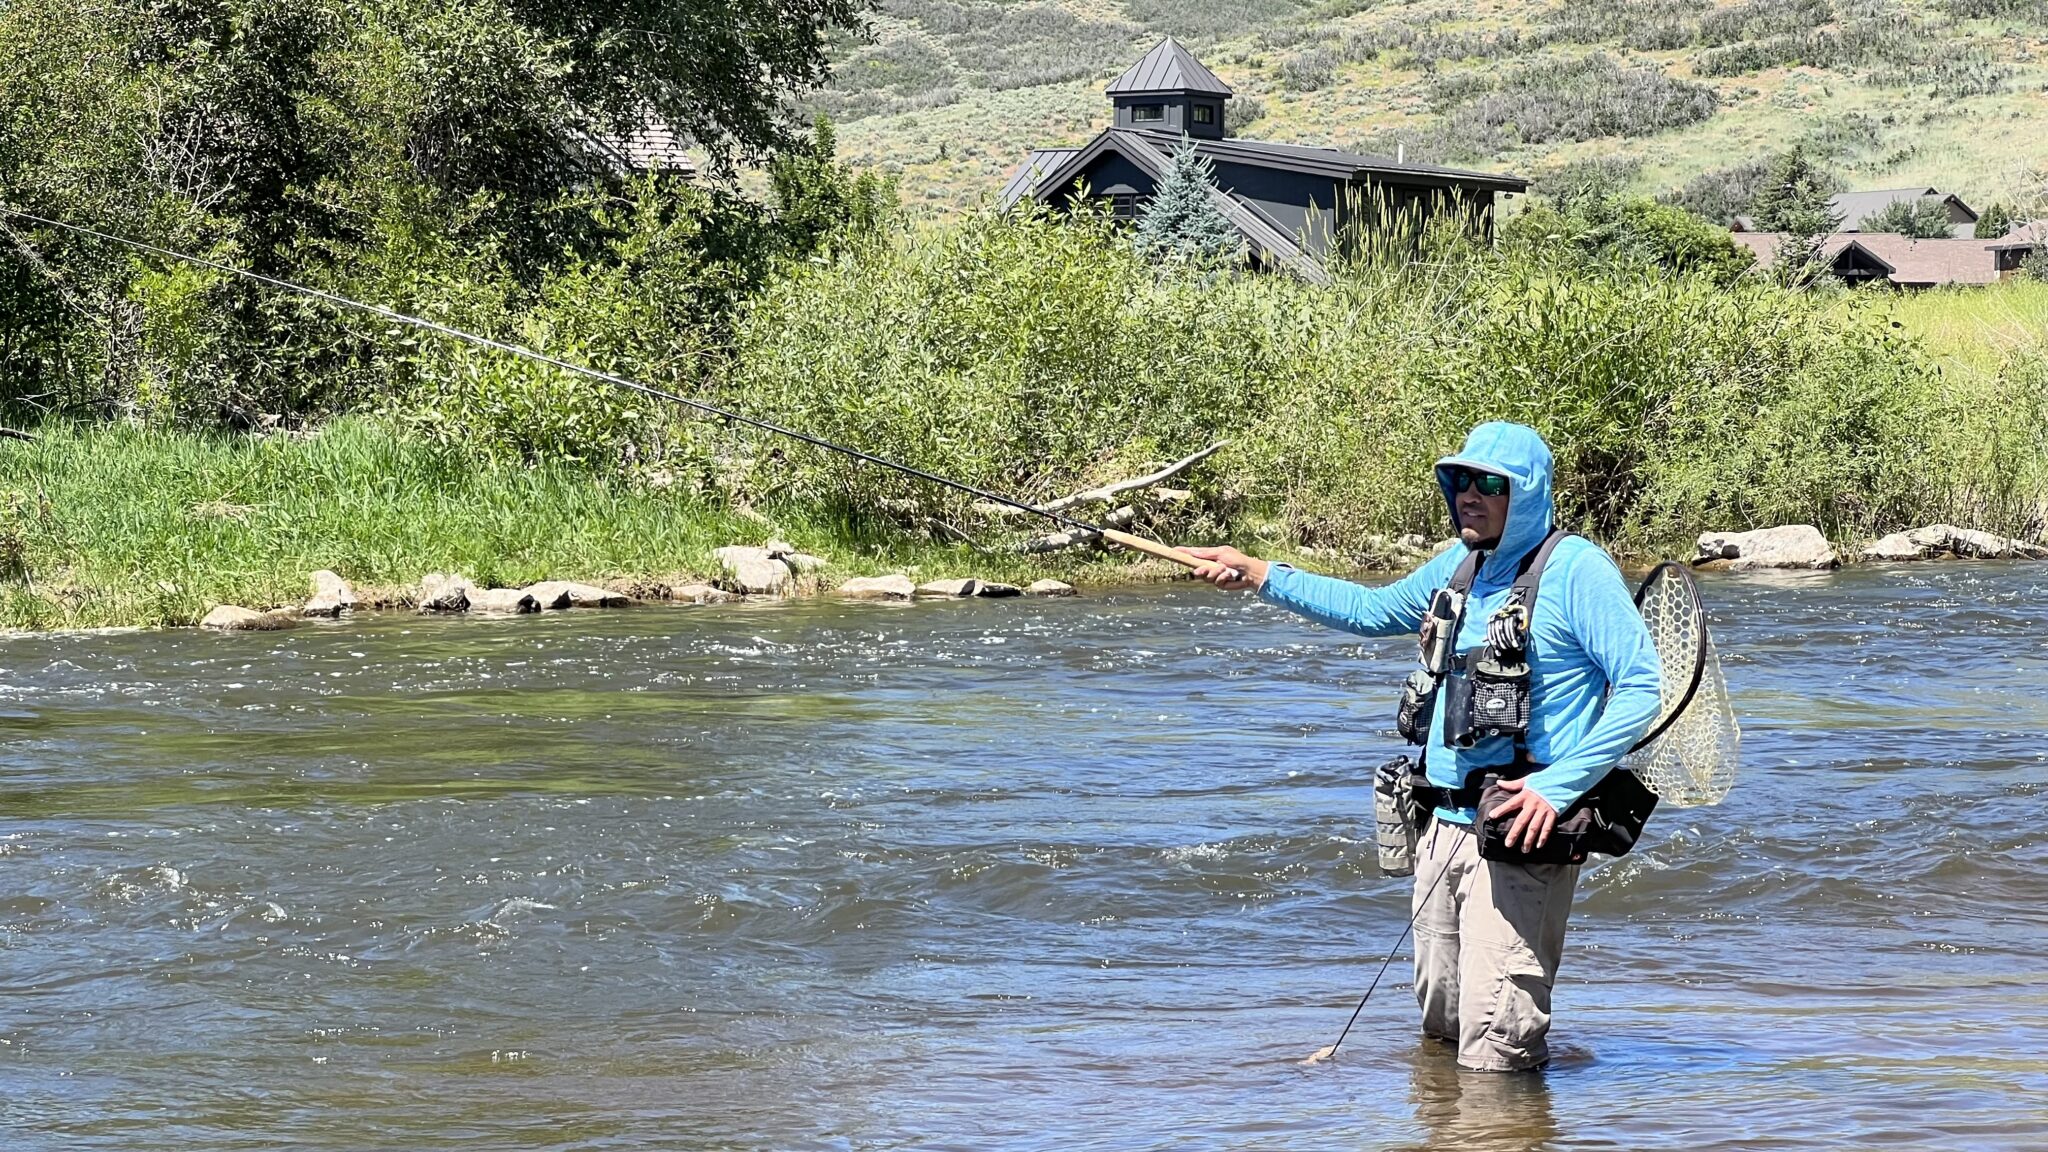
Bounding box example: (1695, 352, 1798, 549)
(917, 578, 981, 598)
(782, 552, 828, 574)
(418, 572, 476, 612)
(201, 605, 296, 631)
(522, 580, 628, 609)
(1026, 579, 1076, 597)
(976, 581, 1023, 598)
(714, 546, 792, 596)
(1863, 524, 2048, 562)
(470, 588, 540, 615)
(302, 570, 356, 618)
(1696, 525, 1838, 571)
(838, 574, 916, 600)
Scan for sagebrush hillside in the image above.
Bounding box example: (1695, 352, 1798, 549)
(815, 0, 2048, 214)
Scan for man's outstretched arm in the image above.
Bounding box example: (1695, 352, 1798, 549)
(1185, 545, 1455, 640)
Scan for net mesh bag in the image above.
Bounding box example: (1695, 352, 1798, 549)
(1625, 566, 1740, 808)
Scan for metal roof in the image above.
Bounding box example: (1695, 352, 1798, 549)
(999, 148, 1081, 210)
(1826, 187, 1976, 232)
(1130, 131, 1528, 192)
(1105, 38, 1232, 97)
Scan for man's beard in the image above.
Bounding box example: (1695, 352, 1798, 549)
(1460, 526, 1502, 549)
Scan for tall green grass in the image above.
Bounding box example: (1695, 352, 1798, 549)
(0, 419, 1121, 630)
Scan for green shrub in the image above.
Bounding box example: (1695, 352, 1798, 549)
(718, 206, 2029, 552)
(1862, 197, 1958, 238)
(1429, 54, 1718, 157)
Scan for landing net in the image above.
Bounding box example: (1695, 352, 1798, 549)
(1625, 562, 1740, 808)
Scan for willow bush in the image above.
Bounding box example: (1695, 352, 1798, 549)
(719, 205, 2048, 554)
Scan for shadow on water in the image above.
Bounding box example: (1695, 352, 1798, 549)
(2, 565, 2046, 1149)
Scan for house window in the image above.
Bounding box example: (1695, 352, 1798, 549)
(1109, 192, 1140, 221)
(1131, 105, 1164, 123)
(1192, 105, 1214, 125)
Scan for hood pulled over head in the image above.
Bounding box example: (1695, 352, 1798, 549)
(1435, 422, 1555, 583)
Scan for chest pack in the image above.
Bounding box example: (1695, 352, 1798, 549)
(1375, 529, 1659, 872)
(1394, 529, 1570, 750)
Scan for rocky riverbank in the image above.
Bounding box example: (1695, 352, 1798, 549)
(197, 541, 1081, 631)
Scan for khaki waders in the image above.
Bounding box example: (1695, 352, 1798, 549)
(1411, 816, 1579, 1071)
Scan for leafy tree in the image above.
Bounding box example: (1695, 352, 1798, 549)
(1132, 138, 1242, 265)
(1863, 197, 1956, 238)
(768, 115, 898, 260)
(1974, 202, 2016, 239)
(1503, 194, 1754, 285)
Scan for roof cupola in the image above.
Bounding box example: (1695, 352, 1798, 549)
(1105, 38, 1232, 140)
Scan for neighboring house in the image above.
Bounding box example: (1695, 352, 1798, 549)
(1730, 231, 2012, 287)
(1734, 187, 1979, 237)
(585, 120, 697, 180)
(1989, 222, 2048, 278)
(1000, 38, 1529, 281)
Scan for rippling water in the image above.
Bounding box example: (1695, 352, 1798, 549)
(2, 564, 2045, 1149)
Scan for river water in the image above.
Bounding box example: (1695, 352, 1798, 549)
(2, 564, 2043, 1150)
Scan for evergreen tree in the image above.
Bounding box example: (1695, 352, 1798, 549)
(1974, 202, 2015, 240)
(1749, 146, 1839, 233)
(1750, 146, 1840, 286)
(1133, 137, 1243, 265)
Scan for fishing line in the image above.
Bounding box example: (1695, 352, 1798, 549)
(1302, 833, 1459, 1066)
(0, 205, 1105, 534)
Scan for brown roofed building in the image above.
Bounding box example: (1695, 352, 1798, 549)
(1731, 232, 2008, 288)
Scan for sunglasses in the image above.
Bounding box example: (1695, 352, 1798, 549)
(1450, 469, 1509, 497)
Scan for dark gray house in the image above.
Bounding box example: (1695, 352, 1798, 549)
(1000, 39, 1529, 280)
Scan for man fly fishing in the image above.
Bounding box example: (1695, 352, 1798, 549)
(1185, 422, 1662, 1072)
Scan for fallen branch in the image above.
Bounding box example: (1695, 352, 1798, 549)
(979, 440, 1228, 518)
(1016, 505, 1137, 554)
(0, 428, 36, 443)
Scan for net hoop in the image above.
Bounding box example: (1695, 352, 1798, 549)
(1628, 561, 1706, 754)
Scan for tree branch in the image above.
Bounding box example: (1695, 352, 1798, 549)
(980, 440, 1228, 518)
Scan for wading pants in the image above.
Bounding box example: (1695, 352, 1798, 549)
(1411, 817, 1579, 1072)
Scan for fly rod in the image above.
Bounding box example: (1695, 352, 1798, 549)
(0, 205, 1211, 569)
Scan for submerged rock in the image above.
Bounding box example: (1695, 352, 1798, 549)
(714, 546, 792, 596)
(838, 574, 915, 600)
(201, 605, 295, 631)
(523, 580, 628, 609)
(470, 588, 540, 615)
(1026, 579, 1076, 597)
(671, 582, 737, 605)
(916, 578, 981, 598)
(418, 572, 476, 612)
(1696, 526, 1838, 571)
(302, 570, 357, 618)
(975, 581, 1023, 598)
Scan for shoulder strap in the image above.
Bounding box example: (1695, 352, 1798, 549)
(1446, 547, 1482, 594)
(1509, 529, 1576, 612)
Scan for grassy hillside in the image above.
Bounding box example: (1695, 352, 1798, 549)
(815, 0, 2048, 214)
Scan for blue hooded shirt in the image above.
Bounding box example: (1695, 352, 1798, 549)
(1258, 422, 1662, 822)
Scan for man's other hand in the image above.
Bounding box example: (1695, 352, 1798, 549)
(1183, 546, 1268, 591)
(1487, 777, 1558, 851)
